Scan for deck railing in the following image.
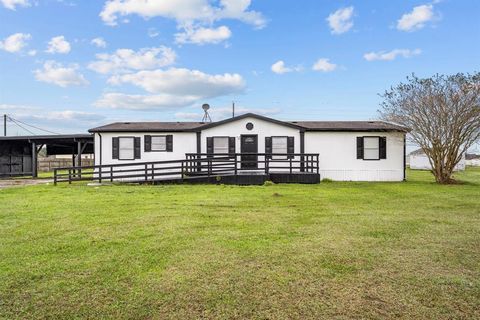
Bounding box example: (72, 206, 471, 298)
(53, 153, 319, 185)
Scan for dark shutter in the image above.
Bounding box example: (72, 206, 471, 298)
(144, 135, 151, 152)
(112, 137, 119, 159)
(265, 137, 272, 158)
(166, 135, 173, 152)
(356, 137, 364, 159)
(206, 137, 214, 157)
(228, 137, 235, 157)
(287, 136, 295, 159)
(379, 137, 387, 159)
(134, 137, 141, 159)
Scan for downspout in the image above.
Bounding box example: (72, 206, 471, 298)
(97, 132, 102, 166)
(300, 130, 305, 172)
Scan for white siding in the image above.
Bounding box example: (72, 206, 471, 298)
(201, 116, 301, 154)
(305, 131, 405, 181)
(95, 132, 196, 166)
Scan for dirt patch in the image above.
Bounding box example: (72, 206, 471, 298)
(0, 179, 52, 189)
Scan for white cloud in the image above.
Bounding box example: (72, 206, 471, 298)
(363, 49, 422, 61)
(176, 106, 280, 120)
(312, 58, 337, 72)
(95, 67, 245, 110)
(88, 46, 176, 74)
(327, 6, 354, 34)
(46, 36, 71, 54)
(91, 37, 107, 48)
(108, 68, 245, 96)
(271, 60, 302, 74)
(99, 0, 266, 28)
(148, 28, 159, 38)
(94, 93, 200, 110)
(1, 0, 30, 10)
(397, 4, 435, 32)
(34, 61, 89, 87)
(27, 49, 36, 56)
(175, 25, 232, 45)
(0, 33, 31, 53)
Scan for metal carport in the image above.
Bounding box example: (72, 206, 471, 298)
(0, 134, 93, 178)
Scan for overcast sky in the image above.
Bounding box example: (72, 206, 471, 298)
(0, 0, 479, 135)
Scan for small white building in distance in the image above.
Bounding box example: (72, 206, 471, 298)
(409, 148, 466, 171)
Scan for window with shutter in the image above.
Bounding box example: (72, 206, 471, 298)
(118, 137, 134, 160)
(151, 136, 167, 151)
(363, 137, 380, 160)
(213, 137, 229, 154)
(271, 137, 288, 159)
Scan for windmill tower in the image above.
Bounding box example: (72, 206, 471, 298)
(201, 103, 212, 122)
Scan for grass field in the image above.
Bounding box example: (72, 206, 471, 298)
(1, 168, 479, 319)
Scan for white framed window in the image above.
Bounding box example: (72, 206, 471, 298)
(213, 137, 229, 154)
(363, 137, 380, 160)
(119, 137, 134, 160)
(151, 136, 167, 151)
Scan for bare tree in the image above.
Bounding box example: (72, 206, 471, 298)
(379, 73, 480, 184)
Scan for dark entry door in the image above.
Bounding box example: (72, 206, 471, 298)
(241, 135, 258, 169)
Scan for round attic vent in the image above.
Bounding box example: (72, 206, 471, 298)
(246, 122, 254, 130)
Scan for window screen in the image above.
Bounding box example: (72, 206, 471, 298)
(363, 137, 379, 160)
(272, 137, 288, 154)
(213, 137, 229, 154)
(151, 136, 167, 151)
(119, 137, 134, 160)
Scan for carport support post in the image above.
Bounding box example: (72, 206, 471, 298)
(77, 141, 82, 178)
(31, 141, 38, 178)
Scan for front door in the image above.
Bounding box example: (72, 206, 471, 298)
(240, 135, 258, 169)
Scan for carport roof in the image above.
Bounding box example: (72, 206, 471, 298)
(0, 134, 93, 142)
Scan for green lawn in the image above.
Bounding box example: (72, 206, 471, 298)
(1, 169, 479, 319)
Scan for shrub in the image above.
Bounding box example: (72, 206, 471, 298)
(263, 180, 275, 186)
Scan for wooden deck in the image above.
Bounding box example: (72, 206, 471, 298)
(54, 153, 320, 185)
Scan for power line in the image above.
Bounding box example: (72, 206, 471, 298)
(7, 115, 60, 135)
(7, 117, 36, 135)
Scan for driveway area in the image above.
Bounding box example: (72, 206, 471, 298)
(0, 179, 52, 189)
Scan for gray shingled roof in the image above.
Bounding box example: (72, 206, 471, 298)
(289, 121, 407, 132)
(89, 114, 408, 133)
(89, 122, 206, 132)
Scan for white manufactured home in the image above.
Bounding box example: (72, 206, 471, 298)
(87, 113, 408, 183)
(409, 149, 466, 171)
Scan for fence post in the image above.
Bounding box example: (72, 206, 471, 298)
(110, 166, 113, 182)
(181, 161, 184, 182)
(68, 169, 72, 184)
(289, 156, 293, 174)
(53, 168, 57, 186)
(234, 156, 238, 176)
(316, 155, 319, 174)
(265, 156, 269, 174)
(144, 163, 148, 181)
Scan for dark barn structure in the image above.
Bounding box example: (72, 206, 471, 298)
(0, 134, 93, 178)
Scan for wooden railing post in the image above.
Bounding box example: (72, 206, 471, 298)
(144, 163, 148, 181)
(110, 166, 113, 182)
(53, 169, 57, 186)
(181, 161, 184, 182)
(68, 169, 72, 184)
(234, 156, 238, 176)
(289, 156, 293, 174)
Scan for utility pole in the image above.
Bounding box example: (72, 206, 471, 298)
(3, 114, 6, 136)
(232, 101, 235, 118)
